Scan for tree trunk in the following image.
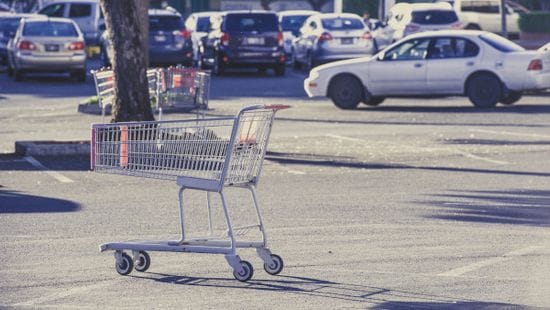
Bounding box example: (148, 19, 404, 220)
(99, 0, 154, 123)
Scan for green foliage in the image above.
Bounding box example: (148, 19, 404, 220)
(518, 12, 550, 33)
(343, 0, 379, 19)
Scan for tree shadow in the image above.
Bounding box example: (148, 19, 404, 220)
(130, 273, 527, 307)
(372, 301, 533, 309)
(0, 188, 81, 213)
(442, 138, 550, 146)
(418, 189, 550, 227)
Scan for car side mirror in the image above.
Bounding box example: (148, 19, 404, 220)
(377, 52, 385, 61)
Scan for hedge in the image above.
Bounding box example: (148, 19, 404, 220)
(518, 12, 550, 33)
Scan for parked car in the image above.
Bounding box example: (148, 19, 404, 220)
(278, 10, 318, 62)
(387, 2, 462, 41)
(304, 30, 550, 109)
(6, 17, 87, 81)
(99, 8, 193, 68)
(292, 13, 376, 70)
(184, 11, 219, 67)
(0, 13, 44, 64)
(37, 0, 104, 45)
(198, 11, 285, 76)
(435, 0, 521, 39)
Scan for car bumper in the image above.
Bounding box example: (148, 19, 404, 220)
(526, 71, 550, 90)
(313, 47, 374, 63)
(15, 53, 86, 71)
(304, 71, 326, 98)
(150, 48, 193, 65)
(219, 49, 285, 67)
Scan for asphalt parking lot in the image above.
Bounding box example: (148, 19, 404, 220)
(1, 61, 550, 308)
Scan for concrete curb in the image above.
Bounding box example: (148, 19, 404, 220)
(15, 141, 90, 156)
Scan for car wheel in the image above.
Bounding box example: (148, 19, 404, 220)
(306, 52, 316, 71)
(467, 73, 502, 108)
(329, 74, 363, 110)
(13, 68, 22, 82)
(500, 91, 522, 105)
(7, 61, 13, 77)
(274, 64, 285, 76)
(363, 96, 385, 106)
(291, 50, 301, 70)
(100, 45, 110, 68)
(213, 53, 224, 76)
(72, 69, 86, 82)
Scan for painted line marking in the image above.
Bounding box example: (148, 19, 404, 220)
(287, 169, 306, 175)
(453, 150, 509, 165)
(13, 281, 115, 307)
(470, 129, 550, 139)
(325, 134, 365, 143)
(24, 156, 74, 183)
(438, 246, 544, 277)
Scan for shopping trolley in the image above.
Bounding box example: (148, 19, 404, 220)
(91, 105, 288, 282)
(158, 66, 210, 118)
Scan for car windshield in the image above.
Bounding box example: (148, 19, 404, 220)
(321, 17, 364, 30)
(479, 33, 524, 52)
(0, 17, 21, 34)
(411, 10, 458, 24)
(225, 14, 278, 32)
(281, 15, 310, 32)
(149, 15, 184, 31)
(23, 21, 77, 37)
(196, 16, 210, 32)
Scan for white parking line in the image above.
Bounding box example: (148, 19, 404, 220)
(438, 246, 544, 277)
(325, 134, 365, 143)
(24, 156, 74, 183)
(470, 129, 550, 139)
(14, 281, 115, 307)
(453, 150, 509, 165)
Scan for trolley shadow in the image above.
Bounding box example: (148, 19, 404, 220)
(132, 273, 521, 307)
(0, 189, 81, 213)
(419, 189, 550, 227)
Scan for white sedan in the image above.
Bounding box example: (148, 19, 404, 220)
(304, 30, 550, 109)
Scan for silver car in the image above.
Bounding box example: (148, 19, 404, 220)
(292, 13, 376, 70)
(7, 17, 87, 81)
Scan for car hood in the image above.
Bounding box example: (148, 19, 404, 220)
(310, 55, 374, 76)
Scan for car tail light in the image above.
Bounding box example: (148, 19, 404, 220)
(17, 40, 36, 50)
(527, 59, 542, 71)
(404, 24, 420, 33)
(221, 32, 230, 46)
(319, 32, 333, 42)
(362, 31, 372, 40)
(452, 22, 463, 29)
(179, 29, 191, 39)
(68, 41, 85, 50)
(277, 31, 283, 46)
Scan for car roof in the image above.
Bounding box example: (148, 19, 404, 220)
(224, 10, 275, 15)
(0, 13, 44, 19)
(278, 10, 319, 17)
(148, 8, 181, 17)
(316, 13, 362, 19)
(392, 2, 453, 11)
(407, 29, 487, 39)
(42, 0, 97, 4)
(23, 16, 76, 23)
(189, 11, 219, 17)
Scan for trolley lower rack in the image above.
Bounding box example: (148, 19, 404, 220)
(92, 105, 288, 282)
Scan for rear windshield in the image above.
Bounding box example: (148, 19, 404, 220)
(479, 33, 524, 52)
(23, 21, 78, 36)
(321, 17, 364, 30)
(149, 15, 184, 31)
(196, 16, 210, 32)
(225, 14, 278, 32)
(411, 10, 458, 24)
(0, 17, 22, 34)
(281, 15, 310, 32)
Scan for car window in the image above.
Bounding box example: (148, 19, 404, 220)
(479, 33, 524, 52)
(321, 17, 364, 30)
(39, 3, 65, 17)
(149, 15, 184, 31)
(23, 21, 78, 36)
(69, 4, 91, 18)
(428, 37, 479, 59)
(0, 17, 22, 34)
(281, 15, 310, 32)
(384, 38, 430, 61)
(225, 14, 278, 32)
(411, 10, 458, 24)
(196, 16, 210, 32)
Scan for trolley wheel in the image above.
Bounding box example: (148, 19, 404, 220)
(115, 252, 133, 276)
(134, 251, 151, 272)
(233, 260, 254, 282)
(263, 254, 284, 275)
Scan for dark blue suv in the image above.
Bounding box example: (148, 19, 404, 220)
(199, 11, 285, 76)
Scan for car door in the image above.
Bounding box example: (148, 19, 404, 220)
(367, 37, 430, 95)
(293, 18, 314, 63)
(426, 36, 481, 94)
(38, 3, 67, 18)
(68, 2, 94, 43)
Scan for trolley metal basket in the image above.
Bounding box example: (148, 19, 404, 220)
(91, 105, 288, 282)
(158, 66, 210, 118)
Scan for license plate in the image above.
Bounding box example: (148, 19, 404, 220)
(45, 44, 59, 52)
(245, 37, 264, 45)
(155, 35, 166, 42)
(240, 52, 263, 57)
(341, 38, 353, 45)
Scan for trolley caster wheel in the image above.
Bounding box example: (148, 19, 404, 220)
(264, 254, 284, 275)
(115, 252, 133, 276)
(134, 251, 151, 272)
(233, 260, 253, 282)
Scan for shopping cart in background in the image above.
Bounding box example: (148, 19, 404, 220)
(91, 105, 288, 282)
(158, 66, 211, 119)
